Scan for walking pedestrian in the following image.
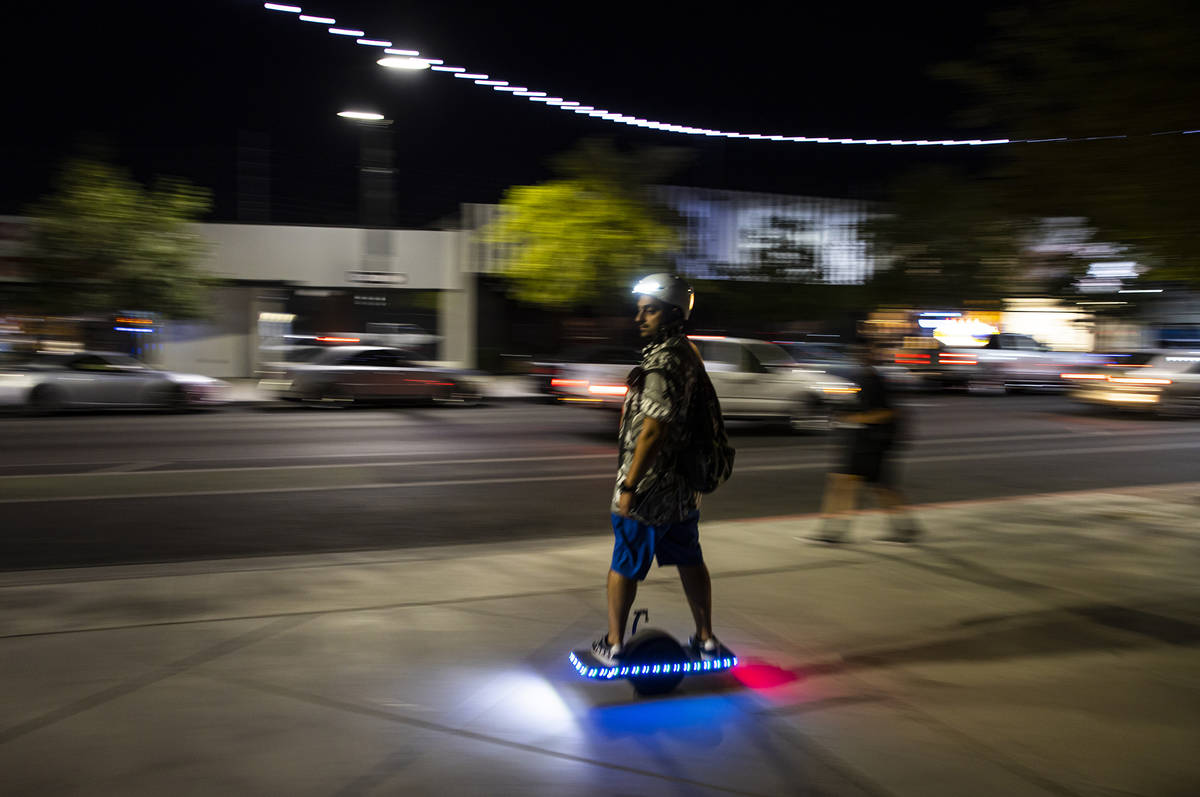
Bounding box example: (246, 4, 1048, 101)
(813, 340, 921, 543)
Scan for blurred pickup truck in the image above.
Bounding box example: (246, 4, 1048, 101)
(895, 333, 1102, 393)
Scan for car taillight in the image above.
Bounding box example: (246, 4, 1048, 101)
(1061, 373, 1106, 380)
(551, 378, 587, 387)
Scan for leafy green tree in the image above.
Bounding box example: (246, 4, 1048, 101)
(481, 139, 687, 309)
(936, 0, 1200, 280)
(863, 168, 1105, 309)
(26, 158, 214, 317)
(862, 167, 1031, 308)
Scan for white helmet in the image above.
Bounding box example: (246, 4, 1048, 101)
(631, 273, 695, 320)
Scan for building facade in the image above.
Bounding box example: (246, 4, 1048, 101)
(653, 186, 881, 284)
(0, 218, 475, 377)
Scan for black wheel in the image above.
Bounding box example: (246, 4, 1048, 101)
(967, 371, 1007, 395)
(158, 385, 189, 412)
(623, 629, 688, 697)
(306, 382, 353, 407)
(789, 395, 831, 434)
(433, 380, 482, 407)
(29, 385, 63, 415)
(1158, 392, 1200, 418)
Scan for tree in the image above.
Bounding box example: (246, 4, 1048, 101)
(862, 167, 1033, 308)
(480, 139, 688, 309)
(26, 158, 214, 317)
(864, 167, 1107, 309)
(936, 0, 1200, 280)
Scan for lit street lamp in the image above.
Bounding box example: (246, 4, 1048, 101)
(376, 56, 432, 71)
(337, 110, 387, 121)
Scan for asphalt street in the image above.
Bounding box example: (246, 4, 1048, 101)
(3, 393, 1199, 570)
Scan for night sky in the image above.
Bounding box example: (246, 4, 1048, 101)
(4, 0, 1004, 227)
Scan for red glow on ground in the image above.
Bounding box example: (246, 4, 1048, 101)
(731, 661, 801, 690)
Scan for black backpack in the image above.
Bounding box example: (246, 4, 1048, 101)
(677, 349, 736, 494)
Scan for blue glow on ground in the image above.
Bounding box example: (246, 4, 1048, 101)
(585, 692, 752, 741)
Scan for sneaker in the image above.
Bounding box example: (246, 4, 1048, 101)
(810, 519, 849, 544)
(879, 517, 922, 544)
(688, 635, 721, 660)
(591, 635, 623, 665)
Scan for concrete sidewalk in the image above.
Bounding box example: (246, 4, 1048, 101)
(2, 483, 1198, 796)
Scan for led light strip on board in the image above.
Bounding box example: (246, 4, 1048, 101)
(568, 651, 738, 679)
(260, 3, 1200, 147)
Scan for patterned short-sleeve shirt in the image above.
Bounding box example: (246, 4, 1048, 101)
(611, 331, 702, 525)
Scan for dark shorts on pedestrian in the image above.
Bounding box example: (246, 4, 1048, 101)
(841, 429, 892, 484)
(610, 511, 703, 581)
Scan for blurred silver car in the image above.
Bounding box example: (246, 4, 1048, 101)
(258, 345, 483, 406)
(0, 351, 231, 412)
(1069, 351, 1200, 416)
(551, 336, 859, 431)
(777, 339, 921, 391)
(538, 345, 641, 401)
(691, 336, 860, 430)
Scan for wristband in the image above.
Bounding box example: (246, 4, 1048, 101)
(618, 483, 637, 494)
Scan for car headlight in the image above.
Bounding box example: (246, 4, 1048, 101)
(1100, 391, 1159, 404)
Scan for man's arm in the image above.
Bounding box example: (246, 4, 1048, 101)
(841, 408, 895, 424)
(618, 415, 667, 515)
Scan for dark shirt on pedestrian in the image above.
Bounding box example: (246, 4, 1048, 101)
(853, 365, 896, 446)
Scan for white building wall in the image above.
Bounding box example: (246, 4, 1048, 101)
(153, 223, 471, 376)
(158, 285, 256, 378)
(195, 223, 458, 290)
(439, 230, 477, 367)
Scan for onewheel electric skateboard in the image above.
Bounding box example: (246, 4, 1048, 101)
(569, 610, 737, 696)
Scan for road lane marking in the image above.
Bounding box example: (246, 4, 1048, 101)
(89, 461, 167, 474)
(0, 472, 614, 504)
(0, 452, 619, 480)
(3, 426, 1198, 477)
(3, 439, 1200, 504)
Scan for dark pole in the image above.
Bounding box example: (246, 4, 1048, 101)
(356, 119, 396, 264)
(358, 120, 395, 228)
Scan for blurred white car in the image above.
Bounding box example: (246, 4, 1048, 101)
(1068, 351, 1200, 415)
(258, 345, 483, 406)
(692, 336, 860, 430)
(0, 351, 231, 412)
(552, 336, 859, 431)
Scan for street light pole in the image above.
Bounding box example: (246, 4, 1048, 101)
(338, 111, 396, 271)
(355, 118, 395, 229)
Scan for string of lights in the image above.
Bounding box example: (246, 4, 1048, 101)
(260, 2, 1200, 148)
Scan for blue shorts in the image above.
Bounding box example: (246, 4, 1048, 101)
(610, 511, 703, 581)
